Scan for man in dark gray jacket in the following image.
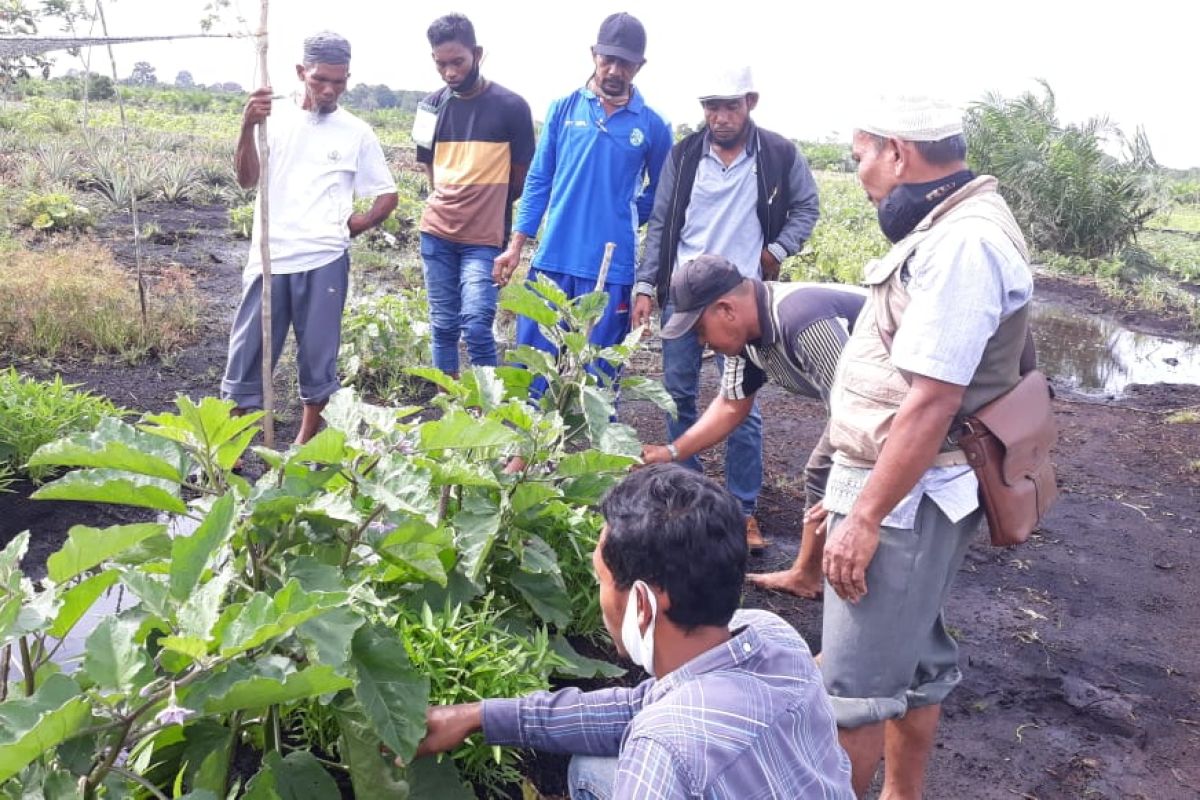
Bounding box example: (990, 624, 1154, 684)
(632, 67, 819, 552)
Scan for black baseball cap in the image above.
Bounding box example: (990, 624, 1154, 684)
(660, 255, 746, 340)
(593, 12, 646, 65)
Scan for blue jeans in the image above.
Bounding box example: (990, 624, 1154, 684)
(420, 232, 500, 374)
(661, 305, 762, 516)
(568, 755, 617, 800)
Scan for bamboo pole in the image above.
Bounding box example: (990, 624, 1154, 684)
(255, 1, 274, 447)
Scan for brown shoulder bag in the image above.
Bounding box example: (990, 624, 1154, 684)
(957, 370, 1059, 546)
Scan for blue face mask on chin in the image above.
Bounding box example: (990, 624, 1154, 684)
(876, 169, 975, 243)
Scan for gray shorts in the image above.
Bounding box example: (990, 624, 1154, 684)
(220, 252, 349, 409)
(820, 496, 982, 728)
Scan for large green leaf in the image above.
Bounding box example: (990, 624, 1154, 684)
(404, 757, 474, 800)
(419, 457, 501, 489)
(335, 705, 410, 800)
(203, 664, 352, 713)
(297, 607, 364, 669)
(359, 456, 436, 518)
(142, 396, 261, 454)
(550, 635, 626, 679)
(419, 409, 521, 451)
(290, 428, 348, 465)
(520, 535, 560, 575)
(350, 624, 429, 759)
(579, 385, 617, 447)
(170, 495, 236, 601)
(452, 492, 501, 584)
(403, 367, 468, 398)
(502, 345, 559, 378)
(0, 674, 90, 782)
(119, 570, 171, 619)
(27, 417, 187, 482)
(620, 376, 678, 417)
(178, 567, 233, 640)
(510, 567, 572, 628)
(217, 580, 345, 658)
(598, 423, 643, 457)
(557, 449, 638, 476)
(32, 470, 186, 514)
(48, 570, 119, 639)
(244, 750, 340, 800)
(499, 280, 558, 328)
(0, 532, 27, 588)
(377, 520, 453, 587)
(83, 616, 151, 694)
(46, 523, 167, 583)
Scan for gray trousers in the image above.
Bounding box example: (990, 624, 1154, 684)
(821, 497, 982, 728)
(220, 252, 349, 409)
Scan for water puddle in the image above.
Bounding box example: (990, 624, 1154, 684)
(1033, 303, 1200, 396)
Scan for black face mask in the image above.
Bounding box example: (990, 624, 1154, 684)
(451, 58, 482, 97)
(876, 169, 975, 243)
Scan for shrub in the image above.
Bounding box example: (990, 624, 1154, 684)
(17, 191, 93, 232)
(229, 201, 254, 238)
(0, 242, 200, 360)
(0, 368, 123, 482)
(965, 81, 1163, 258)
(784, 171, 889, 284)
(339, 289, 432, 401)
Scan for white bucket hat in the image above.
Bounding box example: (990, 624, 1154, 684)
(859, 96, 964, 142)
(698, 66, 755, 101)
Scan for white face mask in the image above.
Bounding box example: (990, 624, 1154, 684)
(620, 580, 658, 677)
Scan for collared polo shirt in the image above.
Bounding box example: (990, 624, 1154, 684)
(676, 133, 763, 277)
(514, 86, 672, 286)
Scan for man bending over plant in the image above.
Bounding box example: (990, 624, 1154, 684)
(220, 31, 398, 444)
(412, 464, 854, 799)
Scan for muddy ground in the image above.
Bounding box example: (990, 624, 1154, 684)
(2, 204, 1198, 799)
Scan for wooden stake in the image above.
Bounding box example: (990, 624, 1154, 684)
(255, 1, 274, 448)
(593, 242, 616, 293)
(95, 0, 147, 328)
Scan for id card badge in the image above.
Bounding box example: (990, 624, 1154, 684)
(412, 103, 439, 149)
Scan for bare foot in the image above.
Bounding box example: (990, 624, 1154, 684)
(746, 568, 824, 599)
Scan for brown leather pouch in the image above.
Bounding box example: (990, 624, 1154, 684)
(957, 370, 1059, 546)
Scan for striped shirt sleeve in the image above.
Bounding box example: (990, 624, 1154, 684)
(482, 682, 652, 757)
(792, 317, 848, 405)
(720, 354, 767, 401)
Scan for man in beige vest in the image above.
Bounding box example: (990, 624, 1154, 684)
(819, 99, 1033, 798)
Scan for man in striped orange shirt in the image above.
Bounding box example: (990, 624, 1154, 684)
(415, 13, 535, 376)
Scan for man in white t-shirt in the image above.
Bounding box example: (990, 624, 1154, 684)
(220, 31, 397, 443)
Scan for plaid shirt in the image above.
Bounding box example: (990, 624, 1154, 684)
(482, 610, 854, 799)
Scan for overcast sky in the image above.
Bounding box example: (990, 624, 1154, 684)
(59, 0, 1199, 168)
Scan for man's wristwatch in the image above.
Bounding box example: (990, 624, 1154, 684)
(665, 442, 679, 462)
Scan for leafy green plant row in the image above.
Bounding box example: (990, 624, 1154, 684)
(0, 369, 124, 485)
(0, 277, 672, 797)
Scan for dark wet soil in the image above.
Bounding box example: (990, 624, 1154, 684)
(2, 205, 1198, 799)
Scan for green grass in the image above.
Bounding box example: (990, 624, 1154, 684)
(1149, 203, 1200, 233)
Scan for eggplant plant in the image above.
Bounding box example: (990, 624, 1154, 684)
(0, 276, 674, 797)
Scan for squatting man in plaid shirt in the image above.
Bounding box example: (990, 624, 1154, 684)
(411, 465, 854, 798)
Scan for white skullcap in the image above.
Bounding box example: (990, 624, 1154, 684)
(858, 96, 963, 142)
(698, 66, 755, 101)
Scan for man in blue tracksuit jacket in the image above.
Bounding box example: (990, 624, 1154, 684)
(492, 12, 672, 374)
